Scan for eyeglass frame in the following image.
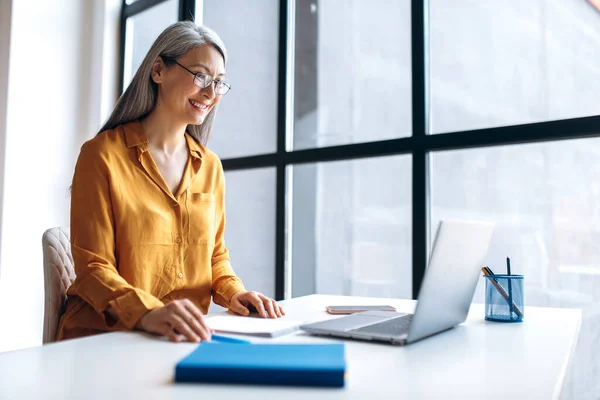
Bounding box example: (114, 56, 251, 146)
(161, 56, 232, 95)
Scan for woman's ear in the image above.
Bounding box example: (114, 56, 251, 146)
(150, 57, 165, 84)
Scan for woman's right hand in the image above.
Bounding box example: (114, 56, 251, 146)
(135, 299, 213, 343)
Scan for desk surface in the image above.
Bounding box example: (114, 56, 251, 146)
(0, 294, 581, 400)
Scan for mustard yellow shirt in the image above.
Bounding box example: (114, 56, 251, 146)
(56, 121, 245, 340)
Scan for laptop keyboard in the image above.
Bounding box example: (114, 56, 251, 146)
(351, 315, 413, 336)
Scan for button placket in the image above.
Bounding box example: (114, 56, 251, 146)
(173, 195, 183, 244)
(173, 193, 185, 288)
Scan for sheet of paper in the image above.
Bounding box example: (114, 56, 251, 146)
(206, 315, 304, 337)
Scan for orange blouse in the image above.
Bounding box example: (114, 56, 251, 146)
(56, 121, 245, 340)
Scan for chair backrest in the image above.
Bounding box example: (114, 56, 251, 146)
(42, 227, 75, 343)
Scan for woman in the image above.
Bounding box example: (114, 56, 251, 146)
(56, 21, 284, 343)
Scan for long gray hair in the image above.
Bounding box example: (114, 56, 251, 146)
(99, 21, 227, 145)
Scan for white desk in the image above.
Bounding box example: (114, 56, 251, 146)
(0, 294, 581, 400)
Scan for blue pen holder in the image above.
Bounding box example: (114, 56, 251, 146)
(484, 275, 524, 322)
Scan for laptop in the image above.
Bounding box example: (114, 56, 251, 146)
(300, 219, 495, 345)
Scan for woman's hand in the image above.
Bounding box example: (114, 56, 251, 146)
(229, 291, 285, 318)
(136, 299, 213, 342)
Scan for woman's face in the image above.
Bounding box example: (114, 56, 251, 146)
(152, 45, 226, 126)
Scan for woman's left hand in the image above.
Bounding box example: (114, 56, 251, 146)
(229, 291, 285, 318)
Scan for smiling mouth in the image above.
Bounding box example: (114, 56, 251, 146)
(189, 99, 209, 111)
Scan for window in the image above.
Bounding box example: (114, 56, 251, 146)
(431, 139, 600, 303)
(200, 0, 279, 159)
(429, 0, 600, 134)
(224, 168, 277, 299)
(120, 0, 600, 302)
(123, 0, 179, 90)
(293, 0, 412, 150)
(430, 139, 600, 398)
(291, 156, 412, 299)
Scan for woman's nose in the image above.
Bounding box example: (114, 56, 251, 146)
(202, 82, 216, 99)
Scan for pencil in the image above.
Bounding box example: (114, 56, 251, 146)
(507, 257, 514, 319)
(210, 334, 252, 344)
(481, 267, 523, 318)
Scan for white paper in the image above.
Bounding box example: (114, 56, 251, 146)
(206, 315, 304, 337)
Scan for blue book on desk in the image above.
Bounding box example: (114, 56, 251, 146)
(175, 342, 346, 388)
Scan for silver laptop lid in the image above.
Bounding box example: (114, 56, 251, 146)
(406, 220, 494, 343)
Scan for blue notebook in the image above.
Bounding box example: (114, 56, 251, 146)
(175, 342, 346, 387)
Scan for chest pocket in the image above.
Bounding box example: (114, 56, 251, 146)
(187, 192, 216, 245)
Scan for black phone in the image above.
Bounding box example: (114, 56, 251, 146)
(325, 305, 397, 315)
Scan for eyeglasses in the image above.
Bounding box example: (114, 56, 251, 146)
(163, 57, 231, 95)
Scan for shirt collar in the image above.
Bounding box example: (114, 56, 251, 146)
(185, 132, 204, 160)
(123, 120, 149, 148)
(123, 120, 203, 160)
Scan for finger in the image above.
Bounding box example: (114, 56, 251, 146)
(169, 313, 200, 343)
(271, 299, 283, 318)
(179, 300, 212, 339)
(182, 299, 213, 340)
(184, 310, 211, 341)
(162, 323, 181, 343)
(228, 296, 250, 316)
(249, 293, 267, 318)
(259, 294, 277, 318)
(171, 302, 206, 340)
(183, 299, 214, 335)
(166, 330, 181, 343)
(279, 305, 286, 316)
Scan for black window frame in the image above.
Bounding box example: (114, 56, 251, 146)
(121, 0, 600, 301)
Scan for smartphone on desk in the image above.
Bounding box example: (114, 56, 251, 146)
(325, 305, 397, 315)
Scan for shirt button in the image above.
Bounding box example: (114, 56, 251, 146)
(178, 272, 183, 279)
(173, 203, 179, 208)
(175, 237, 182, 244)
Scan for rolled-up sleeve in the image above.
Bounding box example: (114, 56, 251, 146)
(69, 141, 163, 329)
(210, 161, 245, 308)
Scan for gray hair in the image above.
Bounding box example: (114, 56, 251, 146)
(98, 21, 227, 145)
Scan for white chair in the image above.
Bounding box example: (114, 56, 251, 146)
(41, 227, 75, 343)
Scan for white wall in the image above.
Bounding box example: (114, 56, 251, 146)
(0, 0, 120, 353)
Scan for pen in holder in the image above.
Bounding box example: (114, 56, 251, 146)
(482, 266, 524, 322)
